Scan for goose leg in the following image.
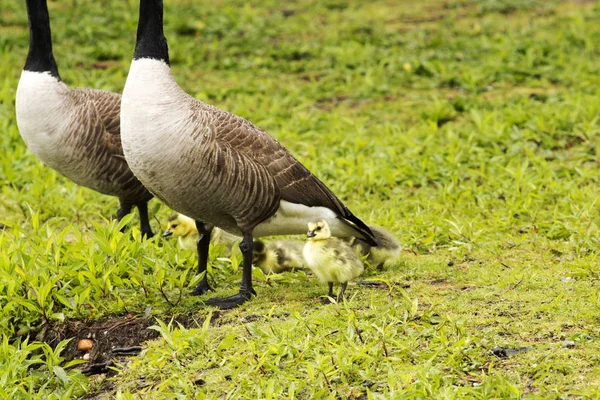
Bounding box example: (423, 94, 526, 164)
(337, 282, 348, 302)
(136, 202, 154, 238)
(191, 221, 213, 296)
(322, 282, 335, 304)
(116, 200, 132, 232)
(205, 235, 255, 309)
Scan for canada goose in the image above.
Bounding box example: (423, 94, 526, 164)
(15, 0, 154, 237)
(349, 226, 401, 270)
(121, 0, 376, 309)
(163, 213, 239, 251)
(303, 220, 365, 303)
(252, 239, 305, 274)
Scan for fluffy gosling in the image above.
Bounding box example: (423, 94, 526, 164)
(303, 220, 365, 302)
(163, 213, 239, 250)
(350, 225, 401, 270)
(252, 239, 305, 274)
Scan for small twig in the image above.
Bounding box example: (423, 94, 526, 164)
(244, 325, 253, 337)
(322, 371, 332, 393)
(82, 361, 114, 376)
(352, 320, 364, 344)
(140, 281, 149, 298)
(112, 346, 142, 356)
(303, 321, 316, 335)
(101, 319, 138, 333)
(403, 247, 418, 255)
(177, 286, 183, 306)
(382, 338, 389, 357)
(508, 276, 524, 290)
(356, 280, 384, 287)
(253, 353, 266, 375)
(159, 285, 174, 306)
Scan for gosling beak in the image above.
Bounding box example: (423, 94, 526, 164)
(162, 229, 173, 238)
(307, 230, 316, 238)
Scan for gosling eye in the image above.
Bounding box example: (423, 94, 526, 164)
(171, 224, 178, 229)
(316, 226, 322, 231)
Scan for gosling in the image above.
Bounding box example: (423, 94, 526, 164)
(163, 213, 239, 251)
(252, 239, 305, 274)
(303, 220, 365, 302)
(349, 226, 401, 270)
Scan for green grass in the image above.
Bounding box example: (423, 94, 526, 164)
(2, 0, 600, 397)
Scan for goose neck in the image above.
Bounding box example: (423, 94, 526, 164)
(24, 0, 60, 79)
(134, 0, 170, 65)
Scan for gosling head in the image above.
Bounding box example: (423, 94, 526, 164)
(163, 213, 196, 238)
(252, 240, 266, 263)
(306, 220, 331, 241)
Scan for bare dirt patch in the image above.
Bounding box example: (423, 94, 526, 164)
(43, 313, 208, 375)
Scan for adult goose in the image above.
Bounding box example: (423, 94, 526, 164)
(121, 0, 376, 309)
(16, 0, 154, 237)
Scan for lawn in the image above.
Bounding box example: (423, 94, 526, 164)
(1, 0, 600, 398)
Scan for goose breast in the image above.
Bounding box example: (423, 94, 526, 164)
(16, 71, 151, 202)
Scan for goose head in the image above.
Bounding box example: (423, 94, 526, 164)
(163, 213, 196, 239)
(307, 220, 331, 241)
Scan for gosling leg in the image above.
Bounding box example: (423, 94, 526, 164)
(322, 282, 336, 304)
(337, 282, 348, 302)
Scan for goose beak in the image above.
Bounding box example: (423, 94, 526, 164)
(307, 230, 316, 238)
(162, 229, 173, 238)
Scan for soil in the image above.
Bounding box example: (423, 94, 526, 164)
(42, 312, 211, 375)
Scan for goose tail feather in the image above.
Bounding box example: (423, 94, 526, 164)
(339, 210, 378, 246)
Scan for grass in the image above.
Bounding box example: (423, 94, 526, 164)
(1, 0, 600, 397)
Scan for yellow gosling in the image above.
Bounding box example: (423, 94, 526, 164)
(350, 225, 401, 270)
(303, 220, 364, 303)
(252, 239, 305, 274)
(163, 213, 239, 251)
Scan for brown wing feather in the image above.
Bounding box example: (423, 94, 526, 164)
(85, 89, 124, 156)
(72, 88, 152, 203)
(205, 104, 347, 213)
(195, 102, 376, 244)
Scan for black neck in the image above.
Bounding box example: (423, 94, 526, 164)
(24, 0, 60, 79)
(133, 0, 170, 64)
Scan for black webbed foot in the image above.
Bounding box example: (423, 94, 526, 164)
(141, 229, 154, 239)
(190, 281, 212, 296)
(204, 291, 254, 309)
